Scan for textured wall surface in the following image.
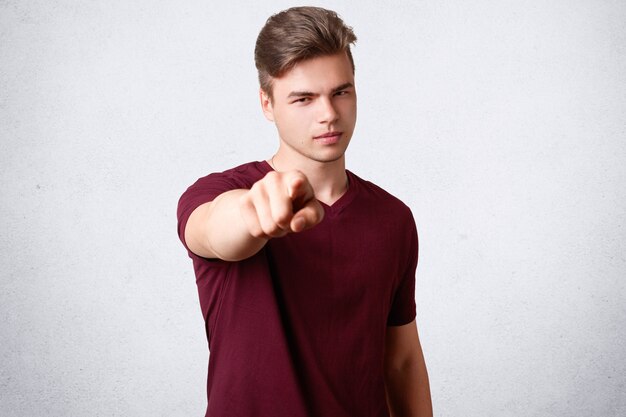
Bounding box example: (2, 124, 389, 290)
(1, 1, 625, 416)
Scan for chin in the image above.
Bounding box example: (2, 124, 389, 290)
(311, 151, 347, 164)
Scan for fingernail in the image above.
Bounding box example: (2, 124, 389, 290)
(293, 217, 305, 232)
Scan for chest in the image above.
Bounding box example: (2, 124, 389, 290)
(265, 210, 407, 311)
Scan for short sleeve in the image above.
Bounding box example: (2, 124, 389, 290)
(176, 165, 262, 252)
(386, 214, 418, 326)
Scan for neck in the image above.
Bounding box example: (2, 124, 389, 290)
(269, 149, 348, 206)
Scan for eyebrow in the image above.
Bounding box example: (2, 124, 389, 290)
(287, 82, 354, 99)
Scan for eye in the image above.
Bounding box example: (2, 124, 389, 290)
(334, 90, 348, 96)
(291, 97, 311, 104)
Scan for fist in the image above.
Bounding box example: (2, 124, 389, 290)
(239, 170, 325, 239)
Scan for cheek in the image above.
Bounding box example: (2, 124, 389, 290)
(282, 108, 311, 128)
(338, 96, 356, 109)
(338, 100, 357, 120)
(275, 109, 310, 137)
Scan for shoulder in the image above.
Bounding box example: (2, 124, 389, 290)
(348, 170, 414, 219)
(193, 160, 270, 190)
(347, 171, 419, 265)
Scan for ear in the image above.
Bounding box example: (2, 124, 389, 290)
(259, 88, 275, 122)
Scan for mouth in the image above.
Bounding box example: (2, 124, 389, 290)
(313, 131, 343, 145)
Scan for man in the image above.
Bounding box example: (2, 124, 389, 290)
(177, 6, 432, 417)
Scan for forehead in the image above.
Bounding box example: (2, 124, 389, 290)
(273, 53, 355, 96)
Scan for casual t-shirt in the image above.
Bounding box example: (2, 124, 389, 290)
(177, 161, 418, 417)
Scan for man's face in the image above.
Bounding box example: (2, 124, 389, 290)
(261, 52, 357, 165)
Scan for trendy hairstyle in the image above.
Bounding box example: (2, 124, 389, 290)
(254, 6, 357, 98)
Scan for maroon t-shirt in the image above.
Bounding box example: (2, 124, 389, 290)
(177, 161, 418, 417)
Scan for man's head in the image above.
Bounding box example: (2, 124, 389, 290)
(254, 6, 357, 100)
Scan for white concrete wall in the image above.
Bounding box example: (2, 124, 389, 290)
(1, 1, 624, 416)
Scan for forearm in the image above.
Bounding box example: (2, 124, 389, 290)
(185, 189, 268, 261)
(385, 350, 433, 417)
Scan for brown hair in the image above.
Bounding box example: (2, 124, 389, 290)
(254, 6, 357, 98)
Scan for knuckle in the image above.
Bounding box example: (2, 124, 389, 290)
(291, 170, 306, 182)
(261, 222, 281, 237)
(274, 210, 290, 224)
(249, 227, 264, 238)
(264, 171, 280, 184)
(248, 185, 269, 205)
(243, 214, 263, 238)
(239, 193, 253, 208)
(249, 182, 263, 196)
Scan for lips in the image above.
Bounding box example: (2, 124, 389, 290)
(314, 131, 342, 144)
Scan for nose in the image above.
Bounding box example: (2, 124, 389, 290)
(317, 97, 339, 124)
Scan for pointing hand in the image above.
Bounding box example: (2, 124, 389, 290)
(239, 170, 325, 239)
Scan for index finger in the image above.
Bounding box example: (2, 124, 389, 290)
(287, 173, 314, 204)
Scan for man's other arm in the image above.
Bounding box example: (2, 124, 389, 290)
(184, 170, 324, 261)
(384, 319, 433, 417)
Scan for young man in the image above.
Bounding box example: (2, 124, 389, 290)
(177, 6, 432, 417)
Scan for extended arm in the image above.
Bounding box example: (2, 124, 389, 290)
(384, 319, 433, 417)
(184, 170, 324, 261)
